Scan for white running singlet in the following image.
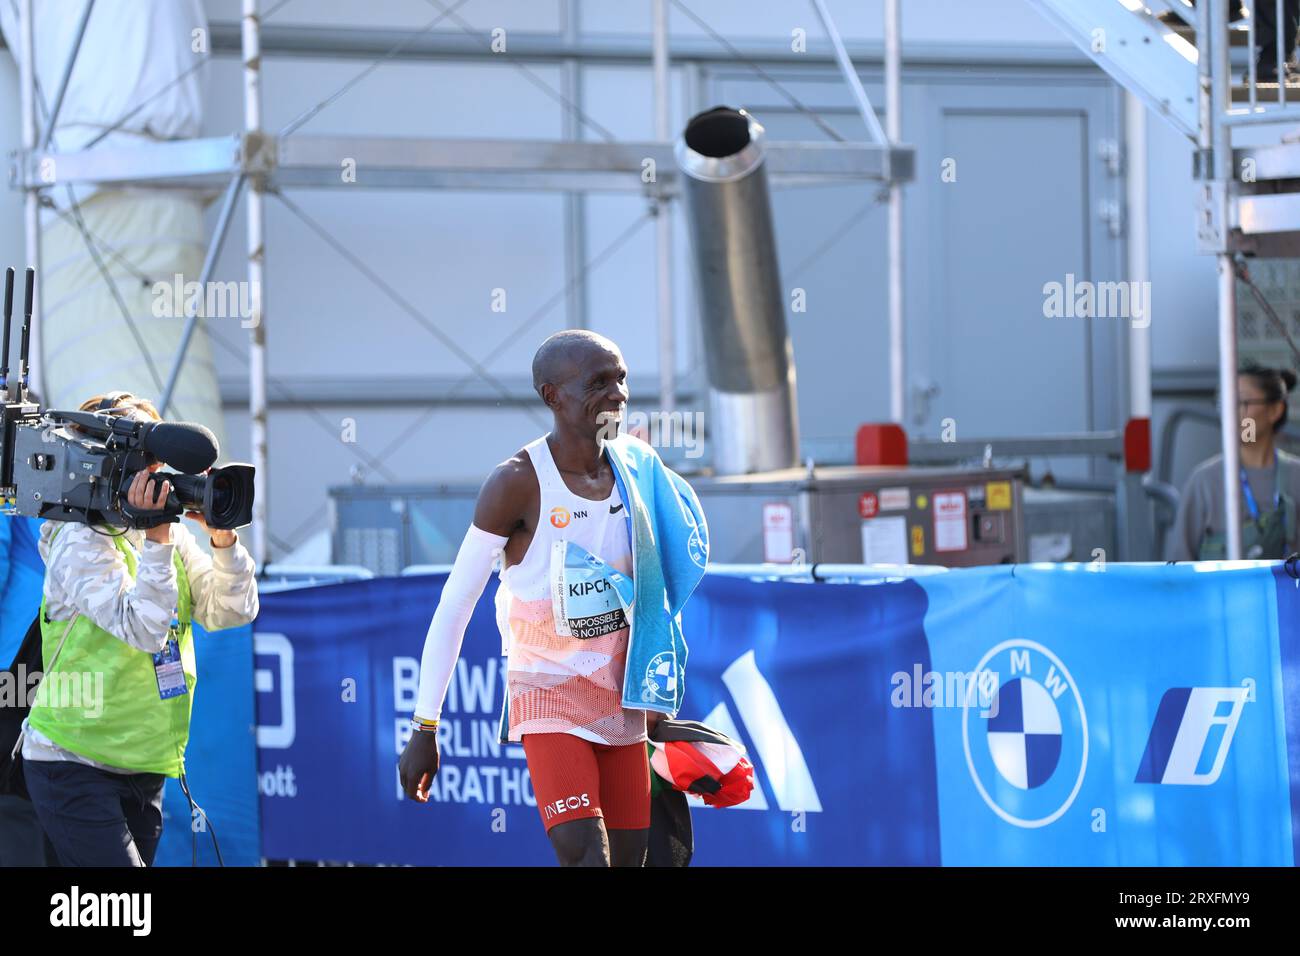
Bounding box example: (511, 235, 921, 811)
(494, 434, 647, 745)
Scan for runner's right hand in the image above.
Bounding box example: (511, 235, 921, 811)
(399, 730, 441, 802)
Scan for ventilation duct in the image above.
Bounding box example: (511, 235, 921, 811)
(675, 107, 799, 475)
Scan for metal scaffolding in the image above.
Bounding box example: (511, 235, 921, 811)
(10, 0, 913, 566)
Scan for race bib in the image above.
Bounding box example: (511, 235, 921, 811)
(549, 539, 634, 639)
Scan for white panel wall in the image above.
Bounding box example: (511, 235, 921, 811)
(0, 2, 1236, 556)
(580, 0, 1065, 44)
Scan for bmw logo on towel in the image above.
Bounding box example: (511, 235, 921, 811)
(962, 640, 1089, 828)
(643, 652, 678, 703)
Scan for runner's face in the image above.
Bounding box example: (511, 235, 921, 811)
(554, 348, 628, 437)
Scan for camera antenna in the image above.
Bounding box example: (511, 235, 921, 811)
(18, 267, 34, 400)
(0, 268, 13, 400)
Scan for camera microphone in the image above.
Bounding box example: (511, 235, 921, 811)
(139, 421, 219, 474)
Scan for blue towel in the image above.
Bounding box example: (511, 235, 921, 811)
(604, 433, 709, 715)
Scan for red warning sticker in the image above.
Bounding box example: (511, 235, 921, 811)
(858, 492, 879, 519)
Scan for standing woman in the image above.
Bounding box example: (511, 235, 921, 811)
(19, 392, 259, 866)
(1168, 364, 1300, 560)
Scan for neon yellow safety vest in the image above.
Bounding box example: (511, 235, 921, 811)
(28, 524, 195, 777)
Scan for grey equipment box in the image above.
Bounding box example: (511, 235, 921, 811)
(330, 465, 1029, 572)
(688, 464, 1027, 567)
(1020, 487, 1117, 563)
(329, 483, 478, 577)
(329, 465, 1031, 574)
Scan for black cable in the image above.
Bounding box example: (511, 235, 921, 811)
(178, 770, 224, 867)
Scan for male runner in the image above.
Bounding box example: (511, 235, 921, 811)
(400, 330, 680, 866)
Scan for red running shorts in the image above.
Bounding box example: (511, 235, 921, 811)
(522, 733, 651, 832)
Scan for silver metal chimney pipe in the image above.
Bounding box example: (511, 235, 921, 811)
(675, 107, 800, 475)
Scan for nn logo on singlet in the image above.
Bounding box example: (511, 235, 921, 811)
(549, 506, 590, 528)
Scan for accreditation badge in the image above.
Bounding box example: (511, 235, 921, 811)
(152, 630, 188, 701)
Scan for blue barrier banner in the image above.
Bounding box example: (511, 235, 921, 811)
(253, 574, 548, 868)
(255, 577, 554, 865)
(254, 574, 940, 865)
(156, 622, 259, 868)
(255, 562, 1300, 866)
(675, 574, 939, 865)
(10, 511, 1298, 865)
(1271, 565, 1300, 864)
(922, 563, 1295, 866)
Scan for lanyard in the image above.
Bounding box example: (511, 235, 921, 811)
(1240, 451, 1281, 522)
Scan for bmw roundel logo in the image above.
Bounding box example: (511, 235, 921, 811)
(643, 652, 678, 703)
(685, 514, 708, 570)
(962, 639, 1088, 829)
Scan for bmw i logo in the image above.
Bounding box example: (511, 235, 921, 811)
(962, 639, 1089, 829)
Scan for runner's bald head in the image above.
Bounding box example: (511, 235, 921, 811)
(532, 330, 619, 399)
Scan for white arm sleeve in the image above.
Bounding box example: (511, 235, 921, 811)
(413, 523, 509, 721)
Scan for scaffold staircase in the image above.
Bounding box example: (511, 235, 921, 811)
(1028, 0, 1300, 256)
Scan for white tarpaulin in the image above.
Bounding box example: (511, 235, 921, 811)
(1, 0, 227, 455)
(0, 0, 206, 181)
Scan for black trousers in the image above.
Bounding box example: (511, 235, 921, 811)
(24, 759, 166, 867)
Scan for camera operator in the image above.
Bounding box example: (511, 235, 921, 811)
(19, 392, 259, 867)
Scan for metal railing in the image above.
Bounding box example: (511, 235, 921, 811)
(1217, 0, 1300, 124)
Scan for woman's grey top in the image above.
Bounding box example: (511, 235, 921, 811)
(1166, 448, 1300, 560)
